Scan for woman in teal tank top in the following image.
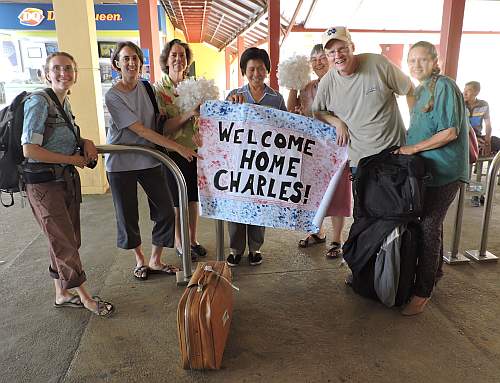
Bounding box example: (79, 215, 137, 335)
(395, 41, 469, 316)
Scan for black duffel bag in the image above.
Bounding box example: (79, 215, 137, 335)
(353, 146, 428, 220)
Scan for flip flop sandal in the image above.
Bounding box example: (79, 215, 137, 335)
(326, 242, 343, 259)
(90, 295, 115, 317)
(148, 264, 180, 275)
(191, 244, 207, 257)
(298, 233, 327, 248)
(54, 294, 83, 308)
(133, 265, 149, 280)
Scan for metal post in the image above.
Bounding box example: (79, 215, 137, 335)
(475, 160, 482, 182)
(96, 145, 193, 284)
(465, 151, 500, 262)
(444, 183, 470, 264)
(215, 220, 225, 261)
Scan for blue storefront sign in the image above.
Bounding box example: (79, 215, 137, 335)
(0, 3, 163, 31)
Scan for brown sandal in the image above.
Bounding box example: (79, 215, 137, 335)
(298, 233, 326, 248)
(89, 296, 114, 317)
(326, 242, 343, 259)
(148, 264, 180, 275)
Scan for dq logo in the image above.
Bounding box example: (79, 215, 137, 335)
(18, 8, 45, 27)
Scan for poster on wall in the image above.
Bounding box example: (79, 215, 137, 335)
(0, 40, 22, 81)
(197, 101, 348, 233)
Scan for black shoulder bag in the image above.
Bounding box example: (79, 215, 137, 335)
(141, 80, 168, 153)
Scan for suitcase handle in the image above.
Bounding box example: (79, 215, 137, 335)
(197, 265, 240, 292)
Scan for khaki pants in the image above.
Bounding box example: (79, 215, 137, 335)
(26, 173, 86, 290)
(228, 222, 265, 254)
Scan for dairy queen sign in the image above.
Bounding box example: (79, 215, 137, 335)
(18, 8, 45, 27)
(2, 4, 142, 30)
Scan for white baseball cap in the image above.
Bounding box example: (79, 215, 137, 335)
(322, 26, 352, 48)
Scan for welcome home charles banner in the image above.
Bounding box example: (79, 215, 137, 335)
(197, 101, 348, 233)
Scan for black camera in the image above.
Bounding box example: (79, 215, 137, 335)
(86, 158, 98, 169)
(78, 147, 98, 169)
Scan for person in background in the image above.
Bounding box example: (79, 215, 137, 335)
(22, 52, 113, 317)
(105, 41, 197, 281)
(463, 81, 499, 155)
(154, 39, 207, 261)
(225, 47, 287, 267)
(395, 41, 468, 316)
(287, 44, 351, 259)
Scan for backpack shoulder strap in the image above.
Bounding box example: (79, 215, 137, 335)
(141, 80, 159, 115)
(40, 88, 80, 144)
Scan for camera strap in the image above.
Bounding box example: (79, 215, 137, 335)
(44, 88, 81, 147)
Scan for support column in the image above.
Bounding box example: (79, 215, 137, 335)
(439, 0, 466, 79)
(267, 0, 280, 90)
(52, 0, 107, 194)
(137, 0, 161, 83)
(225, 47, 231, 91)
(237, 36, 245, 87)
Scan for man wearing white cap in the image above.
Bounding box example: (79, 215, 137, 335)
(312, 26, 414, 168)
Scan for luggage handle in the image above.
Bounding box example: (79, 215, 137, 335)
(353, 146, 401, 180)
(197, 265, 240, 292)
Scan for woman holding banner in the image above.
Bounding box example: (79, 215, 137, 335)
(225, 47, 287, 267)
(287, 44, 351, 259)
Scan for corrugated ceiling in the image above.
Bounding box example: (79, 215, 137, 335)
(160, 0, 285, 52)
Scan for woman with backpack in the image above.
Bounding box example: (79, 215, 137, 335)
(105, 41, 198, 281)
(394, 41, 469, 315)
(21, 52, 114, 317)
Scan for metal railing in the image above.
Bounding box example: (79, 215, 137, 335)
(216, 220, 225, 261)
(465, 151, 500, 262)
(96, 144, 194, 285)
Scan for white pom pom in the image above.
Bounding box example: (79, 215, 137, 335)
(278, 55, 311, 90)
(174, 77, 220, 112)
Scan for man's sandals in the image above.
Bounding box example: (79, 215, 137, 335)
(298, 233, 326, 248)
(326, 242, 343, 259)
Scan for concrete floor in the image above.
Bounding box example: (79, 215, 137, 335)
(1, 185, 500, 383)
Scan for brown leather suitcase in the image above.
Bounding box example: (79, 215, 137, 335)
(177, 261, 234, 369)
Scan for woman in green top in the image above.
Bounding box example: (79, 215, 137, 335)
(154, 39, 207, 260)
(395, 41, 469, 316)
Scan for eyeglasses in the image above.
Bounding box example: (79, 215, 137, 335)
(309, 55, 327, 64)
(325, 45, 350, 58)
(50, 65, 75, 73)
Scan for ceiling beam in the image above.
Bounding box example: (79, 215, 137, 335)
(303, 0, 319, 27)
(216, 0, 258, 15)
(210, 14, 225, 42)
(290, 26, 500, 34)
(211, 2, 247, 21)
(176, 0, 190, 41)
(220, 8, 268, 51)
(280, 0, 304, 47)
(200, 0, 208, 41)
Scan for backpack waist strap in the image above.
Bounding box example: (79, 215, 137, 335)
(23, 163, 75, 184)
